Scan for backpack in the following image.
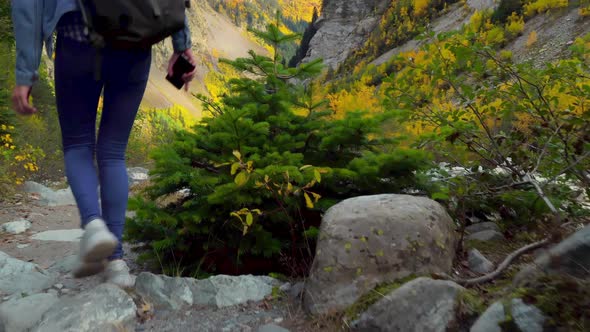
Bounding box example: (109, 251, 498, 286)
(77, 0, 188, 50)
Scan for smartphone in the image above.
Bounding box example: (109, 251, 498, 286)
(166, 54, 196, 90)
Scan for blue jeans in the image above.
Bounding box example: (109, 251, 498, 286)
(54, 16, 151, 260)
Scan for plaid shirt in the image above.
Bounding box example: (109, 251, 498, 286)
(56, 12, 88, 43)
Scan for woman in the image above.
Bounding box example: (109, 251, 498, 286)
(11, 0, 196, 288)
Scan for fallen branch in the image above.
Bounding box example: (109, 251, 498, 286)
(433, 238, 551, 286)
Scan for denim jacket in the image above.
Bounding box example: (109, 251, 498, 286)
(11, 0, 192, 86)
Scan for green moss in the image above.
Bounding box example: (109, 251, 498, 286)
(454, 289, 488, 326)
(344, 275, 418, 321)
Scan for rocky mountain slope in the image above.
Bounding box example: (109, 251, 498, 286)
(143, 0, 267, 117)
(303, 0, 590, 70)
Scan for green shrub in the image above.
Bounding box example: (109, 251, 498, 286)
(126, 22, 431, 277)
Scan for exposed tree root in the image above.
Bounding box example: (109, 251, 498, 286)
(433, 238, 551, 286)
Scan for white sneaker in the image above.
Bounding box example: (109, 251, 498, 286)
(80, 218, 118, 262)
(105, 259, 136, 289)
(72, 218, 118, 278)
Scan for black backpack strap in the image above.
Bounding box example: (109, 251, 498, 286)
(77, 0, 104, 81)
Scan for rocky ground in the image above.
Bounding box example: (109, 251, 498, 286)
(2, 169, 589, 332)
(0, 172, 312, 332)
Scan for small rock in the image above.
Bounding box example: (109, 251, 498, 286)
(31, 229, 83, 242)
(471, 298, 545, 332)
(128, 167, 149, 184)
(54, 283, 64, 290)
(288, 282, 304, 300)
(31, 284, 137, 332)
(279, 282, 291, 292)
(274, 317, 284, 324)
(0, 251, 57, 296)
(466, 230, 505, 242)
(258, 324, 290, 332)
(16, 244, 30, 249)
(468, 249, 494, 274)
(1, 219, 32, 235)
(0, 293, 59, 332)
(465, 222, 500, 234)
(46, 289, 59, 296)
(352, 278, 465, 331)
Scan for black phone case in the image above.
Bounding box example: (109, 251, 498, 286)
(166, 54, 196, 90)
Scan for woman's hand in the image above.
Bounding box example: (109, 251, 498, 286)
(12, 86, 37, 115)
(167, 49, 197, 91)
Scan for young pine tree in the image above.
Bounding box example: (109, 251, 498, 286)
(126, 18, 431, 277)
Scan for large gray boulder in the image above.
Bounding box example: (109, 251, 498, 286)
(32, 284, 136, 332)
(136, 273, 279, 310)
(0, 251, 56, 297)
(352, 278, 464, 332)
(304, 194, 459, 314)
(0, 293, 59, 332)
(514, 224, 590, 285)
(471, 298, 546, 332)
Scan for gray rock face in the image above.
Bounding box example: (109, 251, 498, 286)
(136, 273, 279, 310)
(23, 181, 76, 206)
(515, 224, 590, 284)
(32, 284, 136, 332)
(1, 218, 32, 234)
(468, 249, 495, 274)
(352, 278, 465, 332)
(466, 230, 505, 242)
(471, 298, 546, 332)
(304, 194, 459, 315)
(465, 222, 501, 234)
(0, 293, 59, 332)
(0, 251, 56, 297)
(302, 0, 389, 69)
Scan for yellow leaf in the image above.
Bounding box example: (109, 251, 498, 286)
(304, 192, 314, 209)
(246, 213, 253, 226)
(231, 162, 240, 175)
(314, 169, 321, 183)
(299, 165, 313, 171)
(235, 172, 248, 187)
(311, 192, 322, 202)
(233, 150, 242, 160)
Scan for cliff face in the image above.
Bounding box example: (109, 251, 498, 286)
(302, 0, 389, 69)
